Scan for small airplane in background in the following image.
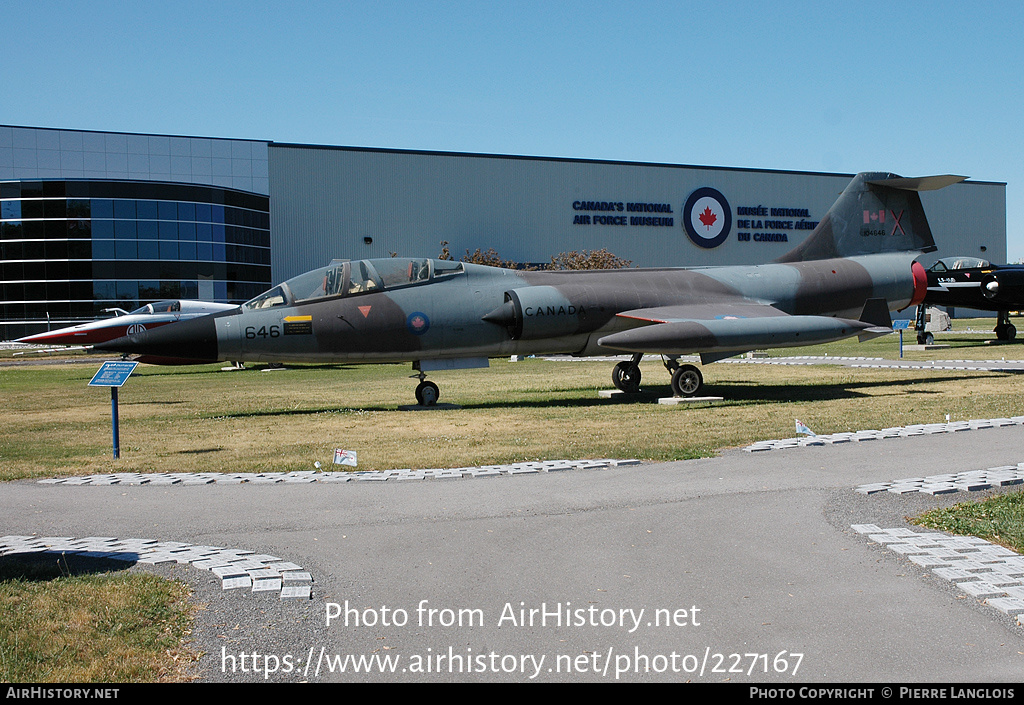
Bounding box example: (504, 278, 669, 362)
(17, 299, 238, 347)
(97, 171, 964, 405)
(919, 256, 1024, 343)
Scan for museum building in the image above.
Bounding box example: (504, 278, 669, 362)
(0, 125, 1008, 340)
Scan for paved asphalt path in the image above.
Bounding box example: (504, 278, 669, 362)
(3, 426, 1024, 683)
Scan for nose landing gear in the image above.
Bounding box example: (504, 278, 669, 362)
(415, 379, 440, 406)
(412, 370, 440, 406)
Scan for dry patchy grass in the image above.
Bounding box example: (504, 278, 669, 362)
(0, 554, 197, 682)
(3, 334, 1024, 479)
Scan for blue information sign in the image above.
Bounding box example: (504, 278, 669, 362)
(89, 361, 139, 459)
(891, 320, 912, 331)
(88, 361, 139, 387)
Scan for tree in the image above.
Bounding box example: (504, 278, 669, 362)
(547, 248, 632, 270)
(439, 241, 519, 269)
(438, 241, 631, 270)
(462, 247, 520, 269)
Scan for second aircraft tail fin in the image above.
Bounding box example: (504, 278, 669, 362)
(775, 172, 965, 263)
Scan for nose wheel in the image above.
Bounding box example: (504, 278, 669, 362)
(415, 379, 440, 406)
(410, 363, 442, 407)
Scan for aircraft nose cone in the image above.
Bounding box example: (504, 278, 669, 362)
(95, 313, 220, 362)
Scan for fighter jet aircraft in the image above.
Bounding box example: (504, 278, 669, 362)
(17, 299, 237, 347)
(96, 171, 963, 405)
(918, 256, 1024, 343)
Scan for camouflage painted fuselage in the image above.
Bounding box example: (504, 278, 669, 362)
(107, 252, 920, 366)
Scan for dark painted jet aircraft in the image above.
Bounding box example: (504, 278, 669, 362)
(919, 256, 1024, 343)
(97, 172, 963, 405)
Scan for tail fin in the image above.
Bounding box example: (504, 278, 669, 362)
(775, 172, 965, 263)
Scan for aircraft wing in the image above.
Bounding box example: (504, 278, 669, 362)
(614, 302, 791, 324)
(598, 301, 890, 362)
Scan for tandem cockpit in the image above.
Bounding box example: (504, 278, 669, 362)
(126, 299, 237, 316)
(244, 258, 467, 310)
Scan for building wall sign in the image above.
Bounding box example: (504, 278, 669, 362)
(735, 204, 819, 244)
(571, 187, 819, 251)
(571, 200, 675, 227)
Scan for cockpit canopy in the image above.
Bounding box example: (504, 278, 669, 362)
(245, 258, 466, 310)
(929, 256, 991, 272)
(129, 300, 182, 315)
(128, 300, 237, 316)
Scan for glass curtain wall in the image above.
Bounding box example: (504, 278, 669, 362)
(0, 180, 270, 339)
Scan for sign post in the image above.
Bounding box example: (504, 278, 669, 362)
(88, 361, 139, 459)
(892, 320, 912, 359)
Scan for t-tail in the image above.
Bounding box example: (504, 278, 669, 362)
(775, 172, 966, 263)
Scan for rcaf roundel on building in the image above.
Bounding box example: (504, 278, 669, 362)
(683, 187, 731, 249)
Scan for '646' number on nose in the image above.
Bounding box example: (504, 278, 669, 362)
(245, 325, 280, 339)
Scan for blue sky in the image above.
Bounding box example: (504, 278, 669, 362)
(5, 1, 1023, 258)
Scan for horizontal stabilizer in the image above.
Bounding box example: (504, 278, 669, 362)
(865, 175, 967, 191)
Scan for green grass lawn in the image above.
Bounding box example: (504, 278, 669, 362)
(913, 491, 1024, 553)
(0, 554, 196, 682)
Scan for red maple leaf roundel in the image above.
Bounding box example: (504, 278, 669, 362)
(698, 206, 717, 230)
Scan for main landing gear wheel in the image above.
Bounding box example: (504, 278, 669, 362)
(612, 361, 642, 393)
(995, 323, 1017, 342)
(415, 380, 440, 406)
(994, 311, 1016, 342)
(671, 364, 703, 397)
